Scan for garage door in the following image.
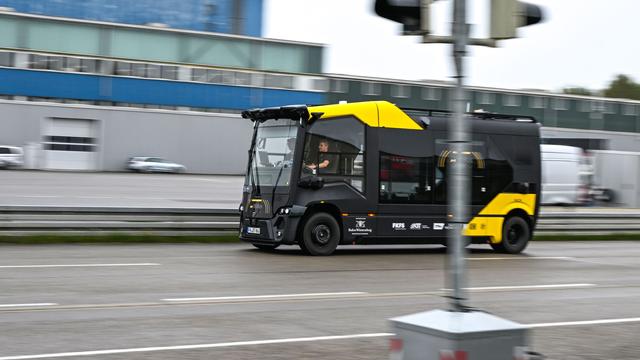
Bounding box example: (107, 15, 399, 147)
(43, 118, 98, 171)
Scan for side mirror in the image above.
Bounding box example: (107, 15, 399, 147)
(298, 176, 324, 190)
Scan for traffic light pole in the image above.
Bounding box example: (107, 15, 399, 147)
(387, 1, 544, 358)
(448, 0, 469, 312)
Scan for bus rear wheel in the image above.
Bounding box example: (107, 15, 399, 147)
(299, 212, 340, 256)
(491, 216, 530, 254)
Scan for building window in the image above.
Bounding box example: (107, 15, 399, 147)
(0, 51, 13, 67)
(421, 87, 441, 101)
(192, 68, 207, 82)
(160, 65, 178, 80)
(222, 71, 236, 85)
(503, 94, 521, 107)
(47, 56, 63, 71)
(477, 92, 495, 105)
(391, 84, 410, 98)
(264, 74, 294, 89)
(623, 104, 638, 116)
(578, 100, 590, 112)
(30, 54, 48, 69)
(312, 78, 330, 92)
(235, 72, 251, 86)
(131, 63, 146, 77)
(207, 69, 224, 83)
(250, 73, 264, 87)
(529, 96, 545, 109)
(62, 57, 81, 72)
(81, 59, 98, 73)
(361, 81, 381, 96)
(604, 102, 617, 114)
(114, 61, 132, 76)
(552, 98, 569, 110)
(330, 79, 348, 93)
(146, 64, 162, 78)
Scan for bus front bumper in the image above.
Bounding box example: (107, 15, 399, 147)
(239, 214, 302, 246)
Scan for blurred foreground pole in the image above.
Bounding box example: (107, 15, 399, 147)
(388, 0, 539, 359)
(448, 0, 469, 312)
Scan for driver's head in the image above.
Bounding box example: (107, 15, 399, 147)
(318, 139, 329, 153)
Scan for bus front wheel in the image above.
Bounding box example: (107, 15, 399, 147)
(299, 212, 340, 256)
(491, 216, 530, 254)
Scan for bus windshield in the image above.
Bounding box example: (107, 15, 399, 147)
(246, 119, 298, 189)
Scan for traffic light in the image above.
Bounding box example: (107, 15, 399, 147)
(374, 0, 433, 34)
(490, 0, 544, 40)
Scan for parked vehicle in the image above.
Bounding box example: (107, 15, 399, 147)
(127, 157, 186, 173)
(0, 145, 24, 169)
(540, 144, 590, 205)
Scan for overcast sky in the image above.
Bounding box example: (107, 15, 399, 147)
(264, 0, 640, 92)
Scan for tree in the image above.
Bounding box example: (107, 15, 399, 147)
(562, 87, 593, 96)
(604, 74, 640, 100)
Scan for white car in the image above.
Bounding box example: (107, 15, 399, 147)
(127, 157, 186, 173)
(0, 146, 24, 169)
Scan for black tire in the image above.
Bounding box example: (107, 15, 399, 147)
(299, 212, 340, 256)
(492, 216, 530, 254)
(252, 243, 280, 251)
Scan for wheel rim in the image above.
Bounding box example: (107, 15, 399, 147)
(312, 224, 331, 245)
(507, 224, 523, 245)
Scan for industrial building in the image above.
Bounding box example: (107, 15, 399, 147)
(1, 3, 639, 174)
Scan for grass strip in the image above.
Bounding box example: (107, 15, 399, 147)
(0, 234, 242, 245)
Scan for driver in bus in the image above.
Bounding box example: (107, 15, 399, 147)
(306, 138, 333, 172)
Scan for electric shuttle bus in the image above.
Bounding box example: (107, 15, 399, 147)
(239, 101, 541, 256)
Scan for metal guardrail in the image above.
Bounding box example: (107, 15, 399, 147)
(0, 206, 239, 235)
(1, 206, 639, 236)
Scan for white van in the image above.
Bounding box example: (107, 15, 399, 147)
(540, 144, 589, 205)
(0, 145, 24, 169)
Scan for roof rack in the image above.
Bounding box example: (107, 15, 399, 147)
(241, 105, 309, 122)
(402, 107, 537, 123)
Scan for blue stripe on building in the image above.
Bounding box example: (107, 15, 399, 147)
(0, 68, 325, 109)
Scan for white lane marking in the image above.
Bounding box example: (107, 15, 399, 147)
(3, 316, 640, 359)
(163, 292, 368, 302)
(529, 317, 640, 328)
(0, 303, 57, 308)
(12, 195, 61, 198)
(441, 283, 596, 292)
(0, 263, 160, 269)
(466, 256, 574, 261)
(0, 333, 392, 360)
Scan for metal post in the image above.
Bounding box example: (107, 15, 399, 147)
(448, 0, 469, 312)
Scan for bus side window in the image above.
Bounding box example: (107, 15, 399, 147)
(305, 117, 366, 192)
(379, 153, 433, 204)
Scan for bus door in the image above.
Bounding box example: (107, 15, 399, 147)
(376, 129, 446, 238)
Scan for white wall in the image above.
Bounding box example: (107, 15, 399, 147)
(0, 100, 253, 174)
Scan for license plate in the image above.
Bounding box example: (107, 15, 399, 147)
(246, 226, 261, 235)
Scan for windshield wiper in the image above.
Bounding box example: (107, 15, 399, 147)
(247, 122, 261, 197)
(252, 152, 262, 196)
(270, 163, 286, 210)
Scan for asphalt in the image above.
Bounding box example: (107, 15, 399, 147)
(0, 170, 244, 208)
(1, 241, 639, 359)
